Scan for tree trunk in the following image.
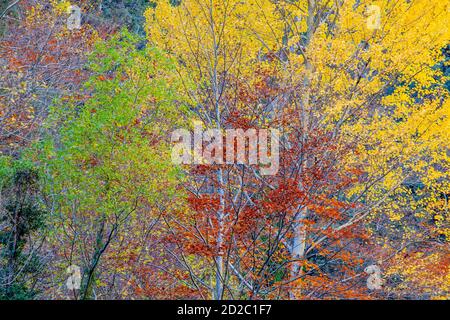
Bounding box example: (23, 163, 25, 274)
(289, 0, 316, 300)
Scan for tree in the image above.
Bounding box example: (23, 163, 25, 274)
(0, 157, 47, 299)
(0, 0, 98, 156)
(145, 0, 449, 299)
(34, 30, 184, 299)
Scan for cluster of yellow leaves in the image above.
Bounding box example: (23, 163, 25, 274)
(145, 0, 286, 83)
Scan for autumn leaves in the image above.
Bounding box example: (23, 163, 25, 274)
(0, 0, 448, 300)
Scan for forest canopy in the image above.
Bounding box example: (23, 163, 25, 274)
(0, 0, 449, 300)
